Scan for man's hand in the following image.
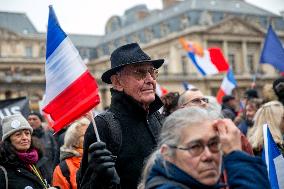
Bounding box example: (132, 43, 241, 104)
(213, 119, 242, 155)
(88, 142, 120, 184)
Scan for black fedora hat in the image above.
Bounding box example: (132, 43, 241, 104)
(101, 43, 164, 84)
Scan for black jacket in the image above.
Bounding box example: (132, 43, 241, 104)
(0, 161, 47, 189)
(146, 151, 270, 189)
(33, 126, 59, 183)
(221, 104, 237, 121)
(78, 89, 163, 189)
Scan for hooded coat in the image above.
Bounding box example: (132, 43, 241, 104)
(145, 151, 270, 189)
(53, 148, 82, 189)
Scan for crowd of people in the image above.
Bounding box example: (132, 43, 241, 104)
(0, 42, 283, 189)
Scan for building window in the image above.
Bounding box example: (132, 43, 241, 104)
(39, 46, 45, 58)
(96, 48, 104, 57)
(180, 14, 189, 29)
(160, 22, 169, 37)
(25, 46, 33, 58)
(144, 28, 153, 42)
(108, 42, 115, 54)
(247, 54, 255, 74)
(181, 55, 188, 75)
(228, 54, 236, 73)
(79, 48, 90, 59)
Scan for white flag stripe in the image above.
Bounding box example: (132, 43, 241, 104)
(221, 76, 235, 94)
(263, 124, 269, 174)
(156, 83, 162, 97)
(44, 37, 87, 106)
(195, 50, 218, 75)
(274, 155, 284, 188)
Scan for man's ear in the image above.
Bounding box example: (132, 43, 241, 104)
(110, 74, 124, 91)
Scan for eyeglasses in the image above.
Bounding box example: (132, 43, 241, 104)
(127, 67, 159, 80)
(183, 97, 209, 106)
(168, 138, 221, 157)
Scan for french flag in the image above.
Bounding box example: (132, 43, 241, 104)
(156, 83, 168, 97)
(179, 38, 229, 76)
(42, 6, 100, 132)
(262, 124, 284, 189)
(216, 69, 237, 103)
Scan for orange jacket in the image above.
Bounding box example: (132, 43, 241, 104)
(52, 156, 81, 189)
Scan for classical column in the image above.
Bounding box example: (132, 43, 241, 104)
(242, 40, 249, 74)
(222, 40, 228, 60)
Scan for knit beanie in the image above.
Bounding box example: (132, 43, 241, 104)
(1, 114, 33, 141)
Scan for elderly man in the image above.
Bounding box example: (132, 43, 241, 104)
(178, 88, 209, 108)
(77, 43, 164, 189)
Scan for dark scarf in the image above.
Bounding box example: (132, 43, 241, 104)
(16, 148, 39, 165)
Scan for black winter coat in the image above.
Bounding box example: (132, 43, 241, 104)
(0, 161, 47, 189)
(33, 126, 59, 183)
(78, 89, 163, 189)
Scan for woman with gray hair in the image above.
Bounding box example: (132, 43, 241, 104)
(141, 107, 270, 189)
(52, 117, 90, 189)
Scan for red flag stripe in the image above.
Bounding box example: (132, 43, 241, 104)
(208, 48, 229, 72)
(43, 71, 100, 132)
(216, 89, 226, 104)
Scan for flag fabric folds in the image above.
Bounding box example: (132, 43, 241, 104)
(260, 25, 284, 72)
(179, 38, 229, 76)
(216, 69, 237, 103)
(182, 81, 196, 91)
(262, 124, 284, 189)
(156, 83, 168, 97)
(42, 6, 100, 132)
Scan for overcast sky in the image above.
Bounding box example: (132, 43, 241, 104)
(0, 0, 283, 35)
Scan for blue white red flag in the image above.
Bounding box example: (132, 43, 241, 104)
(179, 38, 229, 76)
(182, 81, 196, 91)
(262, 124, 284, 189)
(260, 25, 284, 72)
(42, 6, 100, 132)
(156, 83, 168, 97)
(216, 69, 237, 103)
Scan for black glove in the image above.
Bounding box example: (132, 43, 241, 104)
(88, 142, 120, 185)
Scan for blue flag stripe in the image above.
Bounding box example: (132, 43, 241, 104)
(267, 126, 280, 189)
(188, 52, 206, 76)
(46, 5, 67, 59)
(262, 124, 284, 189)
(227, 69, 237, 86)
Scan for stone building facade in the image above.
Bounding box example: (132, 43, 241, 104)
(0, 0, 284, 110)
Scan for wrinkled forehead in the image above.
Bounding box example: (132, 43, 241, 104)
(186, 90, 204, 100)
(180, 120, 218, 144)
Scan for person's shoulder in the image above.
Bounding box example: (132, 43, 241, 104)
(0, 165, 7, 186)
(155, 183, 188, 189)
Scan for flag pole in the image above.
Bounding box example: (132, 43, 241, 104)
(90, 110, 101, 142)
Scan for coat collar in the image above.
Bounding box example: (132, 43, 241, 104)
(148, 155, 225, 189)
(109, 88, 163, 117)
